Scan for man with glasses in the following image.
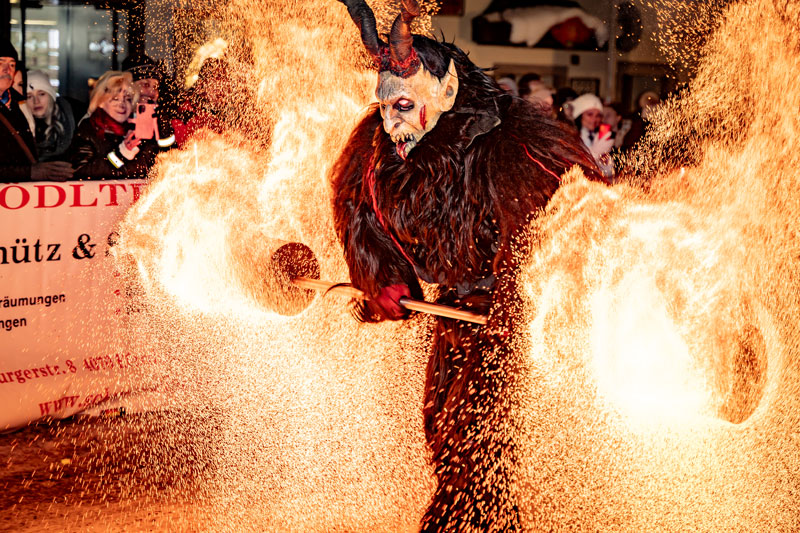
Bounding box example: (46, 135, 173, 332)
(0, 39, 73, 183)
(123, 53, 176, 152)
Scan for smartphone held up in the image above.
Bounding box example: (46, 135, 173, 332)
(129, 103, 159, 140)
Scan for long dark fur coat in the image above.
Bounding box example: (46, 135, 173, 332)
(332, 41, 598, 309)
(331, 38, 601, 531)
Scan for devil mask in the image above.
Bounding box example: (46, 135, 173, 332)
(339, 0, 459, 160)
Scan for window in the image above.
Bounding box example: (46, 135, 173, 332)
(10, 0, 128, 103)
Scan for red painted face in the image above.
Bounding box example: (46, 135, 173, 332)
(376, 60, 459, 160)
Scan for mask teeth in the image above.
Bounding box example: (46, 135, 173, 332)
(392, 133, 416, 144)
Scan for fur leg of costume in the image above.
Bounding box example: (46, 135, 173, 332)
(420, 290, 522, 532)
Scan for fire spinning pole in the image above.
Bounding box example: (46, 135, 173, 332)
(292, 277, 488, 325)
(249, 240, 488, 325)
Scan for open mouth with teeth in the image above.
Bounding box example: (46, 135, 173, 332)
(392, 133, 418, 160)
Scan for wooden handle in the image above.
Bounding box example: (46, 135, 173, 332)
(292, 277, 488, 325)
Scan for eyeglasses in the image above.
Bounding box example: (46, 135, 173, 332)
(109, 95, 133, 104)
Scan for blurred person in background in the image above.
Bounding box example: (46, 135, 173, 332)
(571, 92, 615, 180)
(27, 70, 77, 162)
(496, 76, 518, 96)
(638, 90, 661, 121)
(171, 57, 233, 148)
(12, 66, 34, 134)
(0, 40, 73, 183)
(122, 53, 160, 104)
(621, 90, 661, 153)
(521, 79, 556, 118)
(554, 86, 578, 124)
(602, 101, 632, 150)
(516, 72, 541, 98)
(67, 71, 156, 179)
(518, 73, 556, 118)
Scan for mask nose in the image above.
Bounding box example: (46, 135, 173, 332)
(383, 107, 402, 133)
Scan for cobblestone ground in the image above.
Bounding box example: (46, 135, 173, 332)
(1, 412, 218, 532)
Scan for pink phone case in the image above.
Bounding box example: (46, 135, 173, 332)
(134, 104, 158, 140)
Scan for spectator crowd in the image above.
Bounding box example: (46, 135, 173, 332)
(1, 38, 235, 184)
(496, 71, 662, 182)
(1, 36, 660, 184)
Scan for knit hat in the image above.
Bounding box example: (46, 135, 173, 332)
(122, 54, 162, 82)
(27, 70, 57, 101)
(569, 93, 604, 119)
(0, 39, 19, 62)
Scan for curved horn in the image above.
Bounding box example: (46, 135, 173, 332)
(338, 0, 384, 57)
(389, 0, 420, 67)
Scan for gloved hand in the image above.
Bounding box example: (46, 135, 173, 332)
(30, 161, 74, 182)
(371, 283, 411, 320)
(119, 131, 142, 160)
(589, 135, 614, 160)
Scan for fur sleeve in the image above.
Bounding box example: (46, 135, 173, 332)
(473, 103, 602, 329)
(480, 103, 601, 275)
(330, 105, 422, 315)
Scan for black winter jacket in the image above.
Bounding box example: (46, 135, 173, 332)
(67, 108, 156, 180)
(0, 89, 37, 183)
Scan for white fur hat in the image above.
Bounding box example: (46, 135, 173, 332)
(26, 70, 57, 102)
(570, 93, 603, 119)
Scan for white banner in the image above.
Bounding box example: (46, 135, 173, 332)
(0, 180, 147, 430)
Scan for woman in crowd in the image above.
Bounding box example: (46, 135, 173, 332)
(26, 70, 76, 161)
(570, 92, 615, 180)
(522, 79, 557, 118)
(67, 71, 156, 179)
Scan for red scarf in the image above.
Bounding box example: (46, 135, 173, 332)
(89, 108, 128, 137)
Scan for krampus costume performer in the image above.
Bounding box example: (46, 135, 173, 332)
(332, 0, 602, 530)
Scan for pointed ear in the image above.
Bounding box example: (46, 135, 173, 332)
(438, 59, 458, 112)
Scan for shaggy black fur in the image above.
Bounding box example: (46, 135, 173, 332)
(331, 35, 601, 531)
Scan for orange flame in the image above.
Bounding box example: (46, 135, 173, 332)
(113, 0, 800, 530)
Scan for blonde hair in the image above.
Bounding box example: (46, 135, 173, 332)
(87, 71, 139, 114)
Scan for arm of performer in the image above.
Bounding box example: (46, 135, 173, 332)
(330, 107, 422, 322)
(337, 202, 421, 322)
